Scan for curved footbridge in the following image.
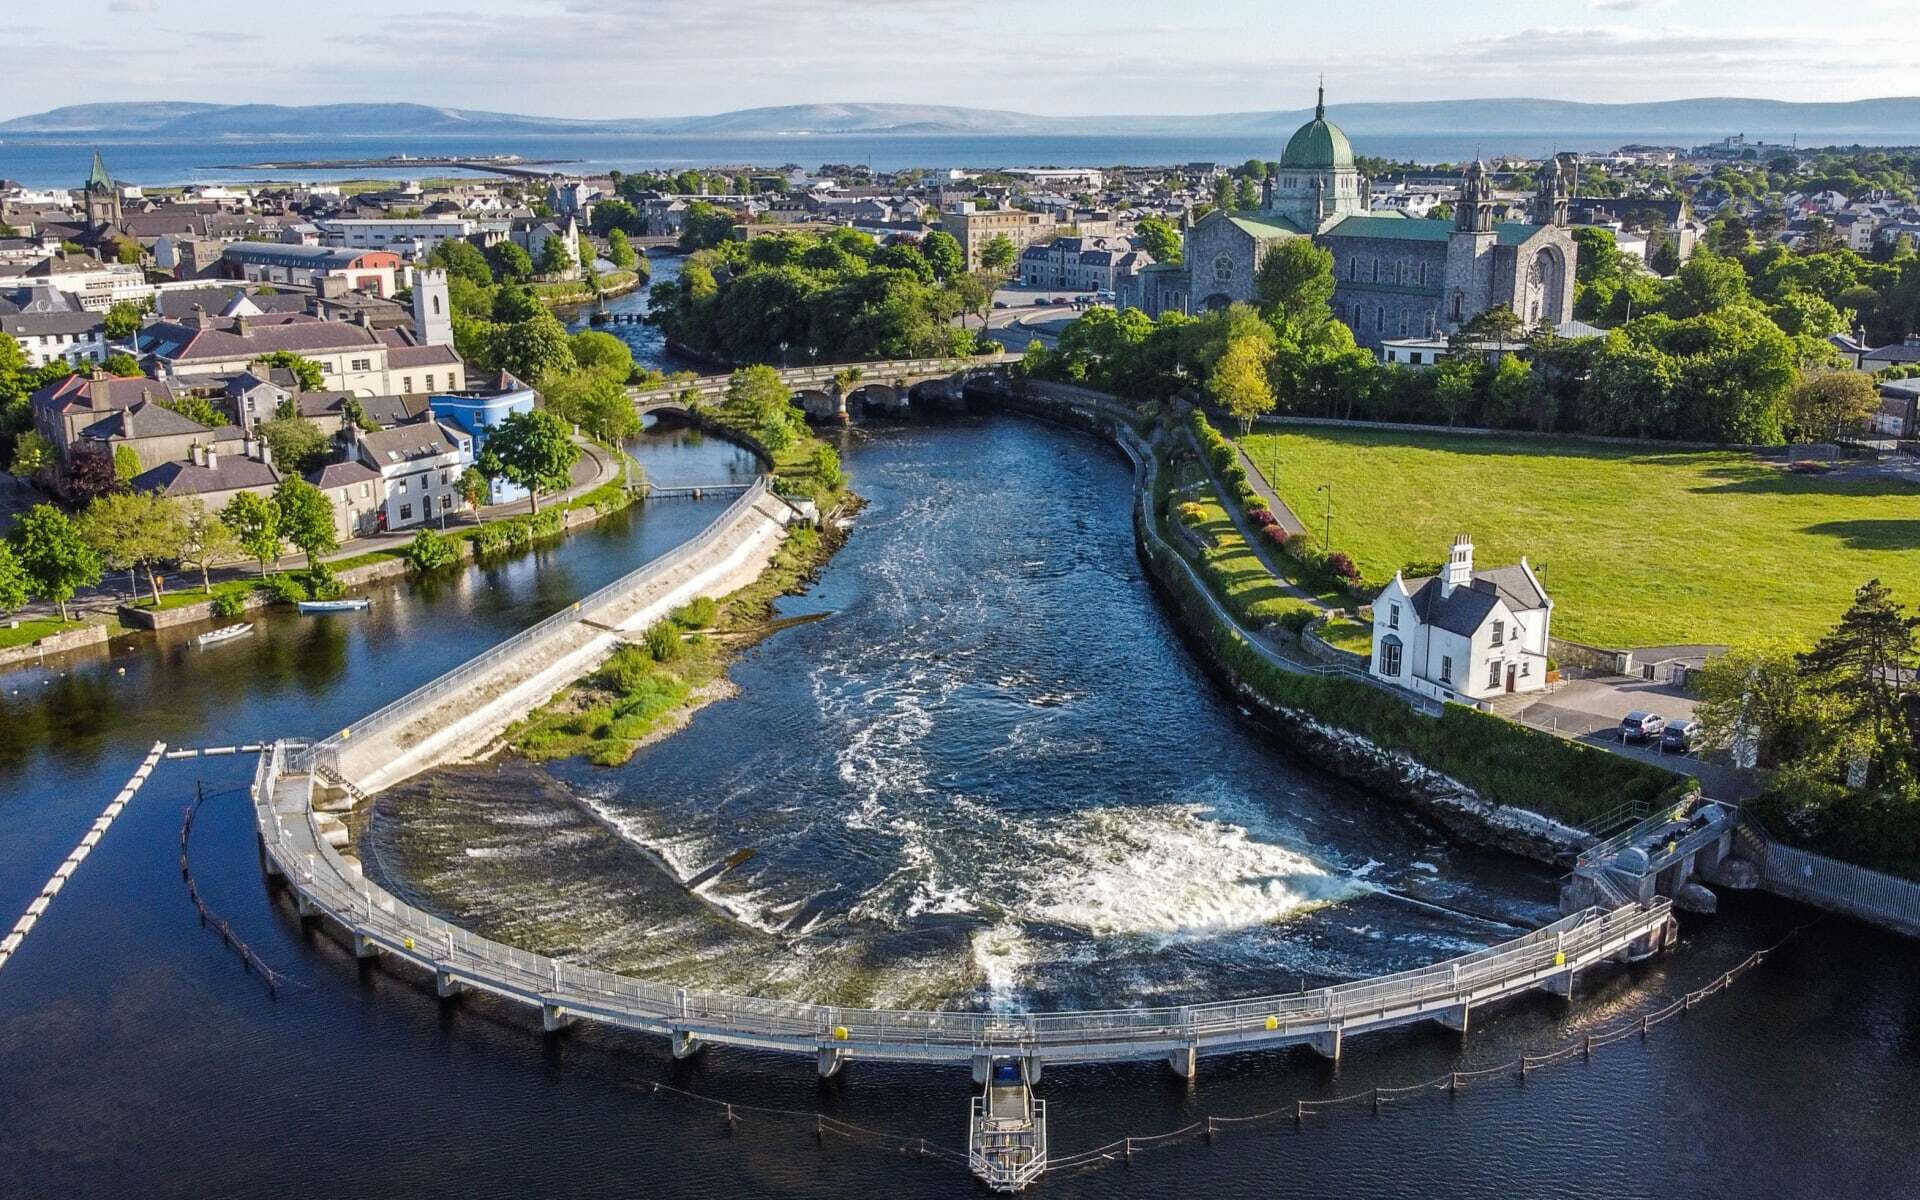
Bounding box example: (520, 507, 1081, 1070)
(250, 461, 1678, 1193)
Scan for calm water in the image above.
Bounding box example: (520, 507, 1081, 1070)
(558, 254, 695, 380)
(1, 416, 1917, 1198)
(0, 130, 1817, 189)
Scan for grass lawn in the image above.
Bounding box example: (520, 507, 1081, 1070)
(1315, 615, 1374, 656)
(1168, 462, 1320, 629)
(1241, 428, 1920, 649)
(0, 616, 87, 649)
(132, 576, 259, 611)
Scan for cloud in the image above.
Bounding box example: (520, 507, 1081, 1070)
(106, 0, 156, 11)
(1587, 0, 1673, 10)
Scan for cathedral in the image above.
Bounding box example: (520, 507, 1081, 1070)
(1128, 88, 1578, 351)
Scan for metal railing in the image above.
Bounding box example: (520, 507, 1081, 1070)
(1740, 817, 1920, 937)
(254, 740, 1672, 1068)
(629, 356, 1015, 407)
(299, 478, 770, 771)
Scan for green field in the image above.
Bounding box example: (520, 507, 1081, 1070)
(1241, 428, 1920, 649)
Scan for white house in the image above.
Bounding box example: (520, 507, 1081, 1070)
(1369, 535, 1553, 706)
(353, 420, 473, 531)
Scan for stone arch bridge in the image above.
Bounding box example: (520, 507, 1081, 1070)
(627, 354, 1021, 422)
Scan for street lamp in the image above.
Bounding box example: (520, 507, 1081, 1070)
(779, 340, 790, 368)
(1315, 483, 1333, 550)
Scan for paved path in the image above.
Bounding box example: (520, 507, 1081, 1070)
(1230, 440, 1308, 538)
(1182, 429, 1329, 615)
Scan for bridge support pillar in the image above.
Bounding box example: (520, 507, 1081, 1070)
(260, 836, 284, 878)
(1433, 1003, 1470, 1034)
(1307, 1029, 1342, 1062)
(295, 893, 321, 919)
(434, 970, 465, 998)
(1166, 1044, 1197, 1079)
(1541, 970, 1576, 1001)
(816, 1048, 845, 1079)
(352, 932, 380, 959)
(542, 1003, 574, 1033)
(669, 1029, 702, 1060)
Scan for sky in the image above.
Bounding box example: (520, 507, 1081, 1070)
(7, 0, 1916, 121)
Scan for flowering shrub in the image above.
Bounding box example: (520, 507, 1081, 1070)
(1326, 551, 1361, 583)
(1262, 525, 1290, 546)
(1248, 507, 1276, 527)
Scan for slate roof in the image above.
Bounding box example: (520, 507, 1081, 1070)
(78, 399, 213, 441)
(154, 287, 309, 320)
(358, 422, 460, 467)
(31, 373, 175, 415)
(1402, 565, 1548, 638)
(141, 314, 381, 362)
(307, 460, 380, 490)
(385, 343, 461, 369)
(132, 453, 280, 497)
(2, 310, 102, 338)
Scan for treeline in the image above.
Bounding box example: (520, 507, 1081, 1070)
(648, 227, 1003, 365)
(1026, 236, 1882, 446)
(1695, 580, 1920, 879)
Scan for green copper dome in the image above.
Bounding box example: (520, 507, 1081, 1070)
(1279, 86, 1354, 171)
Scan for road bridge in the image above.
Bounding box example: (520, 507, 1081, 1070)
(629, 355, 1019, 422)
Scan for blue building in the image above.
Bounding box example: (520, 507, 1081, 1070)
(427, 371, 538, 506)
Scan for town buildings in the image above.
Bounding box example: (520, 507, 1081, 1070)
(938, 203, 1060, 270)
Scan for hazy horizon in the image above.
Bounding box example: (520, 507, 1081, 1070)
(10, 0, 1917, 124)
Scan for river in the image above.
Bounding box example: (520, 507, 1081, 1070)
(0, 413, 1916, 1199)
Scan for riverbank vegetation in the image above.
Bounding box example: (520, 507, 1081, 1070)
(647, 226, 1001, 364)
(511, 521, 833, 767)
(1238, 426, 1920, 649)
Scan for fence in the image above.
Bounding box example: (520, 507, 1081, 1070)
(1742, 820, 1920, 938)
(298, 478, 770, 772)
(629, 356, 1015, 407)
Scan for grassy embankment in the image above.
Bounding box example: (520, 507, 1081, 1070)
(1165, 455, 1320, 631)
(1242, 427, 1920, 649)
(1146, 441, 1685, 828)
(509, 522, 830, 765)
(0, 616, 90, 650)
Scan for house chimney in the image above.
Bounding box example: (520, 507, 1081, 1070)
(189, 303, 207, 330)
(234, 314, 250, 337)
(1441, 534, 1474, 598)
(205, 446, 219, 471)
(255, 440, 272, 468)
(190, 443, 205, 467)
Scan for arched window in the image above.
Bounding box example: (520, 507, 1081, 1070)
(432, 295, 442, 316)
(1348, 257, 1357, 282)
(1212, 253, 1234, 284)
(1451, 293, 1464, 321)
(1378, 634, 1403, 676)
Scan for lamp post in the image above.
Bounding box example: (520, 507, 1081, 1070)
(779, 340, 789, 368)
(1316, 483, 1333, 550)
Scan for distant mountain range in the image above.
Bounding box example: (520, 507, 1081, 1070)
(6, 98, 1920, 143)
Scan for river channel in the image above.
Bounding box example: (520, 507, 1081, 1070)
(1, 382, 1916, 1198)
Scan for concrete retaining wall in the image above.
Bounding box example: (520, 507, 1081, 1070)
(0, 622, 111, 669)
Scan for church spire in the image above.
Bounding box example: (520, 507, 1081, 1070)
(1315, 78, 1325, 122)
(88, 149, 113, 192)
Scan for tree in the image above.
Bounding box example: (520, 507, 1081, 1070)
(1210, 333, 1277, 434)
(275, 477, 338, 563)
(426, 239, 495, 289)
(538, 233, 574, 277)
(103, 301, 145, 341)
(568, 329, 635, 378)
(677, 201, 737, 251)
(606, 227, 638, 270)
(0, 541, 27, 616)
(11, 503, 101, 620)
(476, 408, 579, 514)
(1211, 175, 1234, 210)
(113, 444, 142, 483)
(1787, 370, 1879, 444)
(259, 413, 330, 475)
(222, 490, 282, 576)
(724, 365, 792, 425)
(1234, 176, 1260, 210)
(1135, 216, 1182, 264)
(1664, 249, 1748, 317)
(949, 271, 994, 329)
(487, 241, 535, 284)
(78, 490, 188, 605)
(916, 230, 966, 281)
(102, 351, 141, 378)
(1253, 239, 1336, 337)
(492, 311, 576, 384)
(979, 234, 1018, 276)
(458, 466, 490, 509)
(491, 285, 543, 323)
(1797, 579, 1919, 771)
(9, 429, 53, 479)
(63, 445, 124, 504)
(257, 351, 324, 391)
(176, 503, 239, 593)
(338, 395, 380, 433)
(542, 367, 639, 442)
(404, 528, 458, 573)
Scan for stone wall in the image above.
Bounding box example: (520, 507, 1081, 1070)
(0, 623, 111, 670)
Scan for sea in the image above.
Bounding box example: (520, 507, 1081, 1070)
(0, 129, 1800, 189)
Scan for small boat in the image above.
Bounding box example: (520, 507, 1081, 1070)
(197, 623, 254, 647)
(297, 598, 372, 615)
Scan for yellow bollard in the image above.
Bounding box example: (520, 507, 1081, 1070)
(403, 937, 414, 951)
(1264, 1015, 1279, 1031)
(1553, 950, 1566, 968)
(833, 1025, 849, 1041)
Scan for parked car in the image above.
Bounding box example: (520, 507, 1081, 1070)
(1620, 711, 1666, 743)
(993, 301, 1008, 309)
(1661, 719, 1700, 754)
